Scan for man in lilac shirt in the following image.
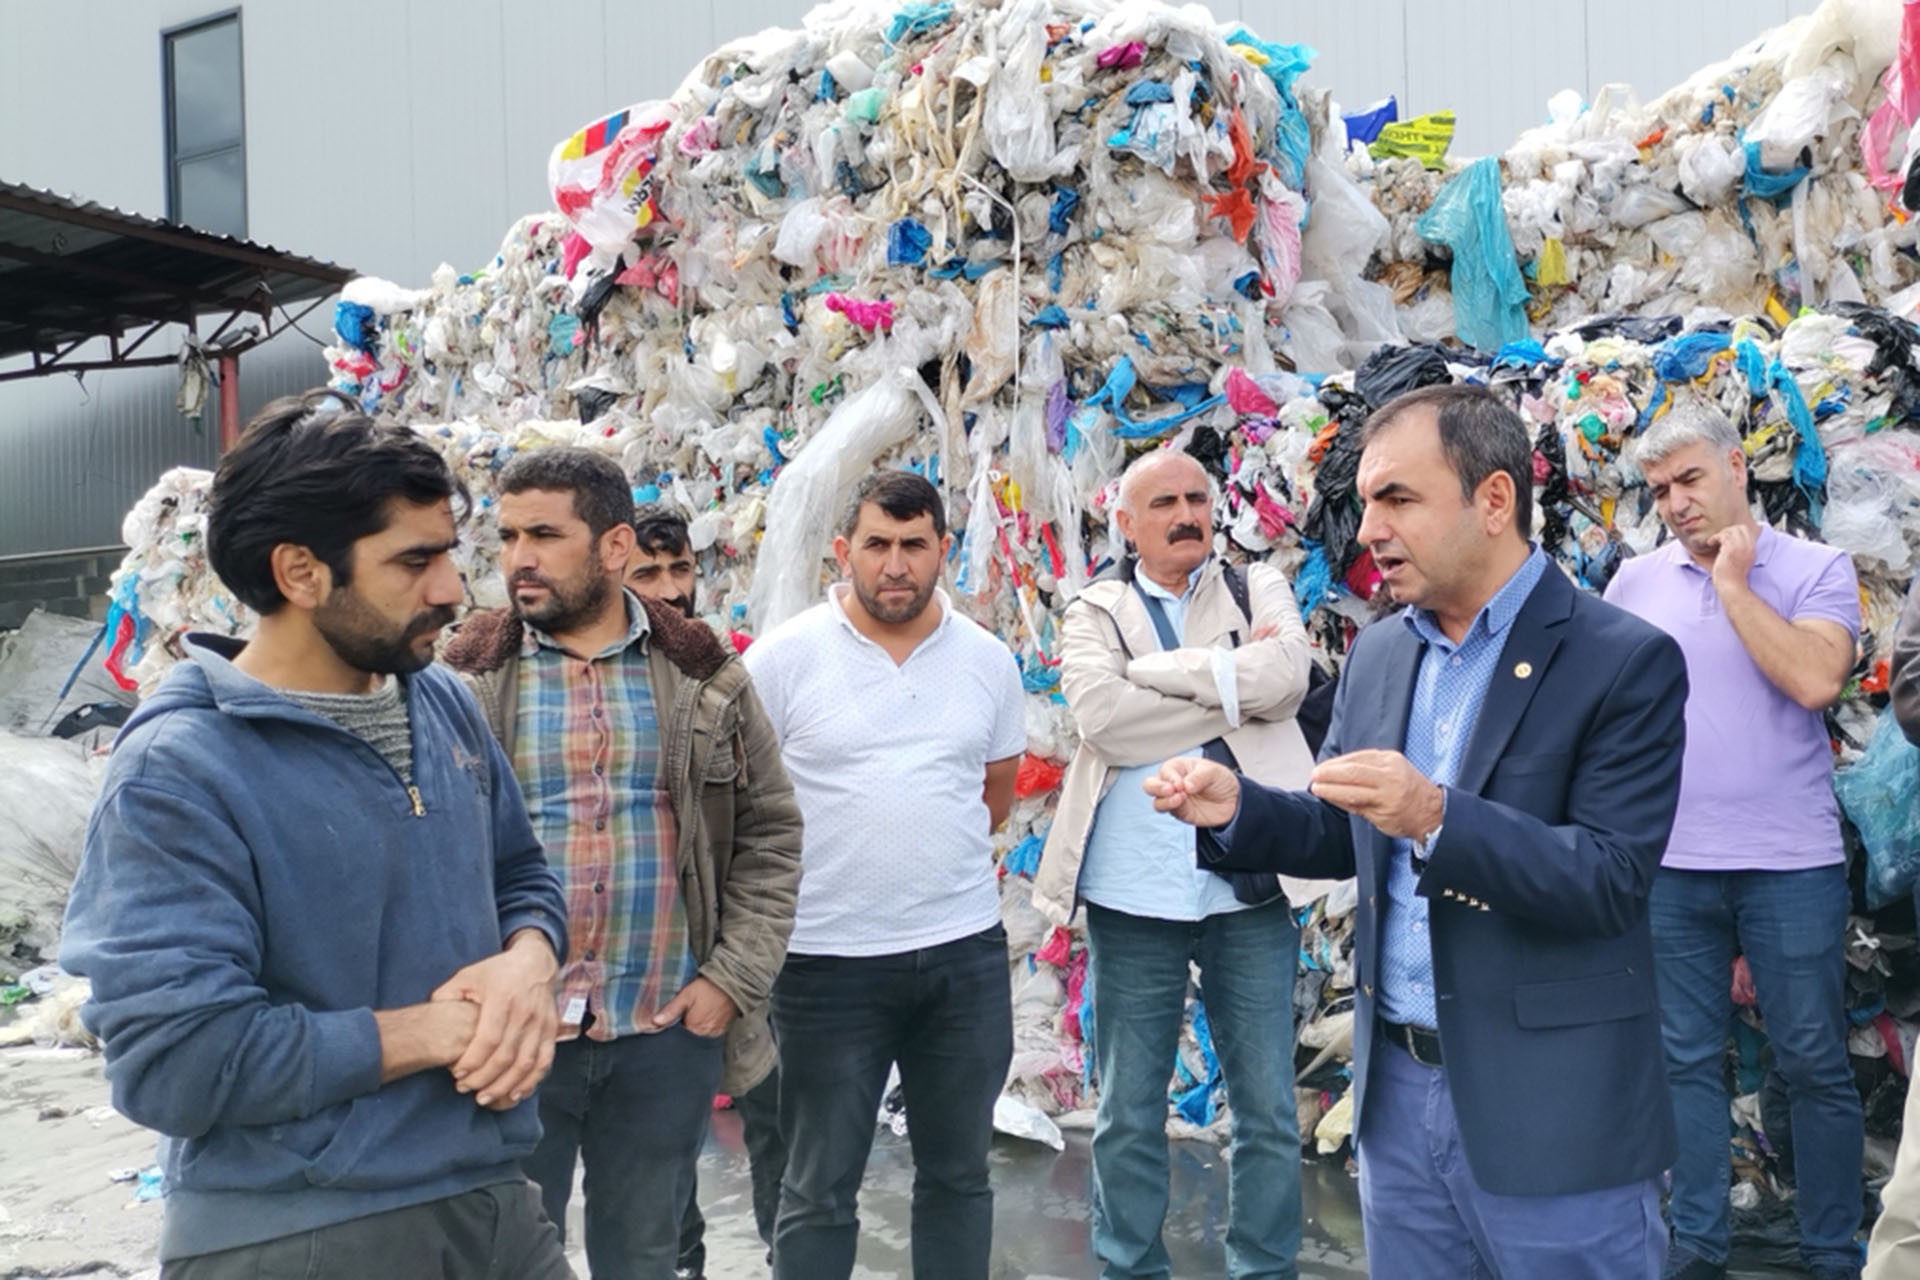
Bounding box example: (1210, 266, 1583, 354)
(1606, 400, 1864, 1280)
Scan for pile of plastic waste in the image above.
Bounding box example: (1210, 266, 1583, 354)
(1363, 0, 1920, 353)
(102, 0, 1920, 1148)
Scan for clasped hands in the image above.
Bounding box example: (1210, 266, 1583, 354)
(423, 935, 741, 1111)
(1145, 749, 1445, 841)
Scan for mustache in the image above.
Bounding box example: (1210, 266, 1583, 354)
(408, 606, 458, 638)
(509, 572, 549, 589)
(1167, 524, 1206, 544)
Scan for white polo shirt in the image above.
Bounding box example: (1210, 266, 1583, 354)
(744, 585, 1028, 956)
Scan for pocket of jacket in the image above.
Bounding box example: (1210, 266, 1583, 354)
(702, 736, 743, 784)
(1512, 969, 1652, 1029)
(1491, 751, 1571, 778)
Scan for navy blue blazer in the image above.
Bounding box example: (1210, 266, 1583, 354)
(1202, 566, 1689, 1196)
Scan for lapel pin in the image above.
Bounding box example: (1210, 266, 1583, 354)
(1513, 661, 1533, 680)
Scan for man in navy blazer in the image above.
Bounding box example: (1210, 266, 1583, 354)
(1150, 385, 1689, 1279)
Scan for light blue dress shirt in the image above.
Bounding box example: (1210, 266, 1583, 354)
(1378, 548, 1549, 1028)
(1079, 564, 1250, 922)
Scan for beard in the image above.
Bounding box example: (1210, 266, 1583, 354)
(853, 574, 937, 625)
(666, 593, 695, 619)
(510, 567, 613, 634)
(314, 588, 455, 676)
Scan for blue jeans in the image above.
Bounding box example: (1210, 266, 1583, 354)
(769, 924, 1013, 1280)
(1651, 865, 1864, 1271)
(522, 1025, 724, 1280)
(1359, 1039, 1665, 1278)
(1085, 900, 1303, 1279)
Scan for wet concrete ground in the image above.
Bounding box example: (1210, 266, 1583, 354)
(587, 1110, 1810, 1278)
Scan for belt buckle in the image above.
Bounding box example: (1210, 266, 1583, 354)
(1400, 1022, 1441, 1069)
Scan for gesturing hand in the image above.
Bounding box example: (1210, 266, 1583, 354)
(1144, 757, 1242, 828)
(652, 975, 742, 1038)
(1308, 750, 1445, 840)
(431, 929, 559, 1110)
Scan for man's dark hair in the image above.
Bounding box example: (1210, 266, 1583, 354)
(633, 506, 691, 557)
(207, 389, 466, 615)
(497, 447, 635, 540)
(1359, 384, 1535, 539)
(839, 470, 948, 540)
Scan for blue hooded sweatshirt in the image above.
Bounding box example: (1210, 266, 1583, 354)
(60, 635, 568, 1262)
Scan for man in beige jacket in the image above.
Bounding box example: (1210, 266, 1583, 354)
(1033, 449, 1324, 1279)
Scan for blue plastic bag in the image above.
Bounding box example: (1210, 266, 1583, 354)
(1834, 709, 1920, 908)
(1416, 157, 1531, 353)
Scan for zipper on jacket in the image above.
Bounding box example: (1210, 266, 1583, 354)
(407, 785, 426, 817)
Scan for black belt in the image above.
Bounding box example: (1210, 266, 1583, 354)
(1380, 1018, 1443, 1068)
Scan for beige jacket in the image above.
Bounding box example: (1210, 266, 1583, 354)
(1867, 1060, 1920, 1276)
(1031, 557, 1332, 926)
(443, 599, 803, 1096)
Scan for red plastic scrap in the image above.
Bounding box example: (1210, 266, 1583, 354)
(1014, 752, 1065, 798)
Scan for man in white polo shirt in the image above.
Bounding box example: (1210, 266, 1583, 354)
(743, 470, 1026, 1280)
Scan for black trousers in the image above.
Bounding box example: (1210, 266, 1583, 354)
(162, 1181, 572, 1280)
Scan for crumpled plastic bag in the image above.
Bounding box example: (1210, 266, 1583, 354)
(1835, 709, 1920, 909)
(1416, 156, 1531, 352)
(549, 102, 676, 253)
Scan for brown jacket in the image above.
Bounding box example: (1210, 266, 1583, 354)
(443, 598, 803, 1096)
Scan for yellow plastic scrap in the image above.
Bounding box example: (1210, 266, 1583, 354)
(1536, 237, 1571, 288)
(1601, 496, 1617, 528)
(1369, 111, 1457, 170)
(1765, 291, 1793, 328)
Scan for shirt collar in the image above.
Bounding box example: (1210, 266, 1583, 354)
(1404, 545, 1549, 650)
(1135, 557, 1208, 605)
(827, 582, 953, 648)
(521, 589, 651, 660)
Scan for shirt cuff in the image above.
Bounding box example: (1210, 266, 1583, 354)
(1209, 790, 1245, 846)
(501, 910, 567, 965)
(1211, 646, 1242, 730)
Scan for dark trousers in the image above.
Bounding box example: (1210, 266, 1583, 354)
(677, 1064, 786, 1276)
(162, 1182, 571, 1279)
(769, 924, 1014, 1280)
(1651, 865, 1864, 1271)
(523, 1025, 725, 1280)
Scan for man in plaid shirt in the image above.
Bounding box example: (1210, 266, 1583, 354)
(446, 448, 802, 1279)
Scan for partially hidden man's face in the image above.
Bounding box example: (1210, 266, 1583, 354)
(1640, 439, 1750, 558)
(497, 489, 619, 634)
(628, 544, 696, 618)
(834, 503, 950, 625)
(314, 497, 463, 676)
(1353, 411, 1497, 612)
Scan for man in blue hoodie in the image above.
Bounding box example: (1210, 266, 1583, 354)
(61, 390, 574, 1280)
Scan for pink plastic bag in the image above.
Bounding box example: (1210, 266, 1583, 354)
(1862, 0, 1920, 192)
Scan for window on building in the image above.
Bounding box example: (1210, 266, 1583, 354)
(164, 13, 246, 239)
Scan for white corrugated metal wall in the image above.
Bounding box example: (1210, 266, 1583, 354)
(0, 0, 1833, 556)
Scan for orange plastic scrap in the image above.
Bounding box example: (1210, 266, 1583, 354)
(1225, 107, 1262, 189)
(1633, 125, 1667, 151)
(1206, 188, 1259, 243)
(1861, 657, 1892, 696)
(1015, 752, 1066, 798)
(1307, 419, 1342, 464)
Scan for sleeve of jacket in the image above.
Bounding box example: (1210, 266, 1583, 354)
(1416, 631, 1688, 938)
(1891, 578, 1920, 746)
(59, 780, 384, 1139)
(484, 729, 568, 961)
(699, 680, 804, 1016)
(1123, 564, 1312, 721)
(1867, 1051, 1920, 1277)
(1060, 595, 1238, 768)
(1193, 656, 1357, 880)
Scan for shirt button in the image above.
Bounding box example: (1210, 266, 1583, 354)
(593, 764, 604, 776)
(1450, 656, 1462, 667)
(594, 882, 605, 894)
(584, 949, 596, 961)
(592, 707, 602, 719)
(595, 819, 606, 831)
